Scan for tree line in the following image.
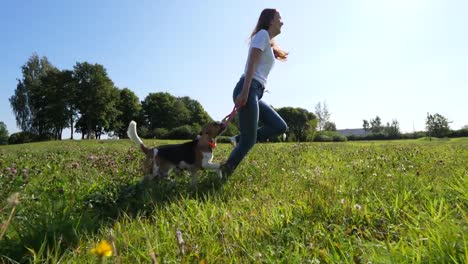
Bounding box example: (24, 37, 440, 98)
(8, 53, 233, 142)
(5, 53, 324, 144)
(355, 113, 468, 141)
(4, 53, 466, 145)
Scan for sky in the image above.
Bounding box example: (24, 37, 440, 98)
(1, 0, 467, 136)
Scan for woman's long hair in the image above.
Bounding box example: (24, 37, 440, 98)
(250, 8, 288, 61)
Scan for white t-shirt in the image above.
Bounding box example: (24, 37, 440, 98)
(243, 29, 274, 86)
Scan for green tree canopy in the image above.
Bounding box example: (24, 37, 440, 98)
(73, 62, 120, 139)
(115, 88, 142, 138)
(141, 92, 191, 131)
(383, 119, 400, 138)
(178, 96, 212, 125)
(277, 107, 316, 141)
(426, 113, 450, 138)
(370, 116, 383, 133)
(323, 121, 336, 131)
(363, 120, 370, 132)
(39, 69, 76, 139)
(9, 53, 57, 135)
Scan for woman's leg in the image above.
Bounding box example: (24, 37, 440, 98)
(230, 102, 287, 145)
(256, 100, 288, 142)
(225, 80, 261, 170)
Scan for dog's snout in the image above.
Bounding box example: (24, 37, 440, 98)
(218, 123, 227, 134)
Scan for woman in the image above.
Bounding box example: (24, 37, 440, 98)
(222, 8, 288, 177)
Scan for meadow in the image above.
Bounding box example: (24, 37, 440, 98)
(0, 138, 467, 263)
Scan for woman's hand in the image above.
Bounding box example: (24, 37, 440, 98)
(235, 90, 249, 108)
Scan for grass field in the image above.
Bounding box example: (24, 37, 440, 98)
(1, 138, 467, 263)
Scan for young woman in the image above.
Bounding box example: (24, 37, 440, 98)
(222, 8, 289, 177)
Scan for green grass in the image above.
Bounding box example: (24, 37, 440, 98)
(1, 138, 467, 263)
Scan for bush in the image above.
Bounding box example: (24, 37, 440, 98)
(366, 132, 387, 140)
(347, 134, 365, 141)
(400, 131, 427, 140)
(314, 131, 347, 142)
(286, 132, 297, 142)
(137, 126, 150, 138)
(448, 129, 468, 138)
(191, 123, 202, 135)
(332, 134, 347, 142)
(8, 132, 38, 144)
(314, 134, 332, 142)
(153, 128, 169, 139)
(167, 125, 198, 139)
(413, 131, 427, 138)
(348, 131, 427, 141)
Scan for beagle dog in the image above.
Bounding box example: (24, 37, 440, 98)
(127, 121, 226, 187)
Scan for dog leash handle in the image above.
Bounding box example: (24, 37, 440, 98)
(222, 105, 239, 125)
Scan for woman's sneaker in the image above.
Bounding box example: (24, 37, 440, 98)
(220, 162, 235, 179)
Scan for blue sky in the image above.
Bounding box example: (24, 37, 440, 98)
(1, 0, 467, 135)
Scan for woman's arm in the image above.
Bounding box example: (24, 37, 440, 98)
(235, 47, 262, 107)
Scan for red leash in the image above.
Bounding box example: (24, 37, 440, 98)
(221, 105, 240, 127)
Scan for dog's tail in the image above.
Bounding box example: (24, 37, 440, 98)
(127, 121, 151, 155)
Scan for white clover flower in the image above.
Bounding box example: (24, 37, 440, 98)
(7, 192, 20, 207)
(254, 252, 262, 260)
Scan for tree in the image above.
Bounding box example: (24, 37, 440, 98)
(61, 70, 79, 140)
(426, 113, 450, 138)
(141, 92, 190, 131)
(277, 107, 316, 141)
(323, 121, 336, 131)
(39, 69, 76, 139)
(306, 119, 319, 141)
(73, 62, 120, 139)
(178, 96, 212, 126)
(114, 88, 141, 138)
(383, 119, 401, 138)
(9, 80, 30, 132)
(370, 116, 383, 133)
(363, 120, 370, 133)
(9, 53, 57, 134)
(0, 122, 8, 145)
(98, 86, 121, 138)
(314, 101, 331, 131)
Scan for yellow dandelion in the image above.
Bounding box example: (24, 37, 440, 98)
(90, 240, 113, 257)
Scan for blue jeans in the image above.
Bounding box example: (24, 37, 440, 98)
(226, 77, 288, 169)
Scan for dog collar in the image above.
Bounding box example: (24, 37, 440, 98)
(208, 140, 216, 149)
